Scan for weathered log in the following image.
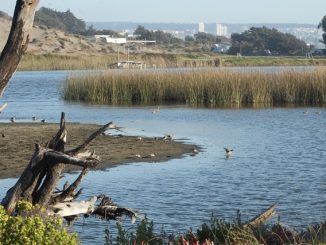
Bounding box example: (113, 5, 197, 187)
(244, 204, 277, 228)
(0, 0, 39, 97)
(49, 195, 139, 224)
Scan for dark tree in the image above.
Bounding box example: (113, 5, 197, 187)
(318, 15, 326, 46)
(228, 26, 308, 56)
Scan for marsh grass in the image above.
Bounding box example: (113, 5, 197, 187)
(18, 53, 326, 71)
(19, 54, 117, 71)
(220, 56, 326, 67)
(64, 68, 326, 107)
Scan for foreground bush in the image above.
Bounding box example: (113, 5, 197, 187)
(105, 214, 326, 245)
(0, 201, 78, 245)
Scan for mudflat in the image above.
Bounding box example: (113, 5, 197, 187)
(0, 123, 198, 179)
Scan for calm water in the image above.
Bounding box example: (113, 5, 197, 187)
(0, 69, 326, 244)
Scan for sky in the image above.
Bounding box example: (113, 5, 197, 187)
(0, 0, 325, 24)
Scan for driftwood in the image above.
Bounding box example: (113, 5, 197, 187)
(1, 112, 138, 222)
(244, 204, 277, 228)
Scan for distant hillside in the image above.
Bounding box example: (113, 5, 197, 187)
(0, 11, 114, 56)
(34, 7, 87, 34)
(0, 10, 11, 21)
(0, 11, 11, 50)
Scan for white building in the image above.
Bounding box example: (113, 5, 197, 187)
(198, 22, 205, 33)
(94, 35, 127, 44)
(216, 24, 228, 36)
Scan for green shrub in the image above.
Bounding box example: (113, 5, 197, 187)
(0, 201, 78, 245)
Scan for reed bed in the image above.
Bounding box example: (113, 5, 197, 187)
(64, 68, 326, 106)
(19, 54, 117, 71)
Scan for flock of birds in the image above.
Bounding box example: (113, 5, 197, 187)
(9, 116, 46, 123)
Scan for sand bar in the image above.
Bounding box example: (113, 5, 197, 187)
(0, 123, 198, 179)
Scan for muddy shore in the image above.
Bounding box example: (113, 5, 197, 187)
(0, 123, 198, 179)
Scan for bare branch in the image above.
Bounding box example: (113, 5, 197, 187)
(44, 150, 100, 168)
(52, 167, 89, 204)
(66, 122, 113, 155)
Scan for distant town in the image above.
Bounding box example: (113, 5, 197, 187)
(87, 21, 324, 48)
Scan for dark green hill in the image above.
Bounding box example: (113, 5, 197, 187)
(34, 7, 86, 34)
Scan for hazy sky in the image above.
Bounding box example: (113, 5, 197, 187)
(1, 0, 325, 24)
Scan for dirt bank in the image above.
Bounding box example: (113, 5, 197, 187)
(0, 123, 198, 179)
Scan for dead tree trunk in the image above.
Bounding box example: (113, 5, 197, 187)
(1, 112, 138, 222)
(0, 0, 39, 97)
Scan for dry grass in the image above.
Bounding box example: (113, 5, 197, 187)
(63, 68, 326, 106)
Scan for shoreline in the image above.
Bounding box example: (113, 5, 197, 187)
(0, 123, 199, 179)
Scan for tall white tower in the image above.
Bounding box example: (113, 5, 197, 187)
(198, 22, 205, 33)
(216, 23, 227, 36)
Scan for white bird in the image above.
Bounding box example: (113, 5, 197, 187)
(152, 106, 160, 114)
(147, 153, 156, 158)
(163, 134, 174, 141)
(10, 117, 15, 123)
(108, 123, 125, 132)
(192, 148, 199, 154)
(190, 148, 199, 156)
(224, 148, 233, 158)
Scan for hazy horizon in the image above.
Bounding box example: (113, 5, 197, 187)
(0, 0, 324, 25)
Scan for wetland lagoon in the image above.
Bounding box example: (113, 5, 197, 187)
(1, 67, 326, 244)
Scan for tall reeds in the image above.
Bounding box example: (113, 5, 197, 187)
(63, 68, 326, 106)
(19, 54, 117, 71)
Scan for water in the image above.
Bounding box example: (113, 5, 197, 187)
(1, 69, 326, 244)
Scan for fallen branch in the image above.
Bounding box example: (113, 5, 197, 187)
(244, 204, 277, 228)
(49, 195, 139, 223)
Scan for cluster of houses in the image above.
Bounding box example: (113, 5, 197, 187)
(93, 35, 156, 45)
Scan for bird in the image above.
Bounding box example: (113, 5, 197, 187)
(32, 116, 37, 121)
(224, 148, 233, 158)
(1, 132, 5, 138)
(10, 117, 15, 123)
(163, 134, 174, 141)
(41, 119, 46, 123)
(190, 148, 199, 156)
(315, 111, 321, 115)
(152, 106, 160, 114)
(147, 153, 156, 158)
(108, 123, 125, 132)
